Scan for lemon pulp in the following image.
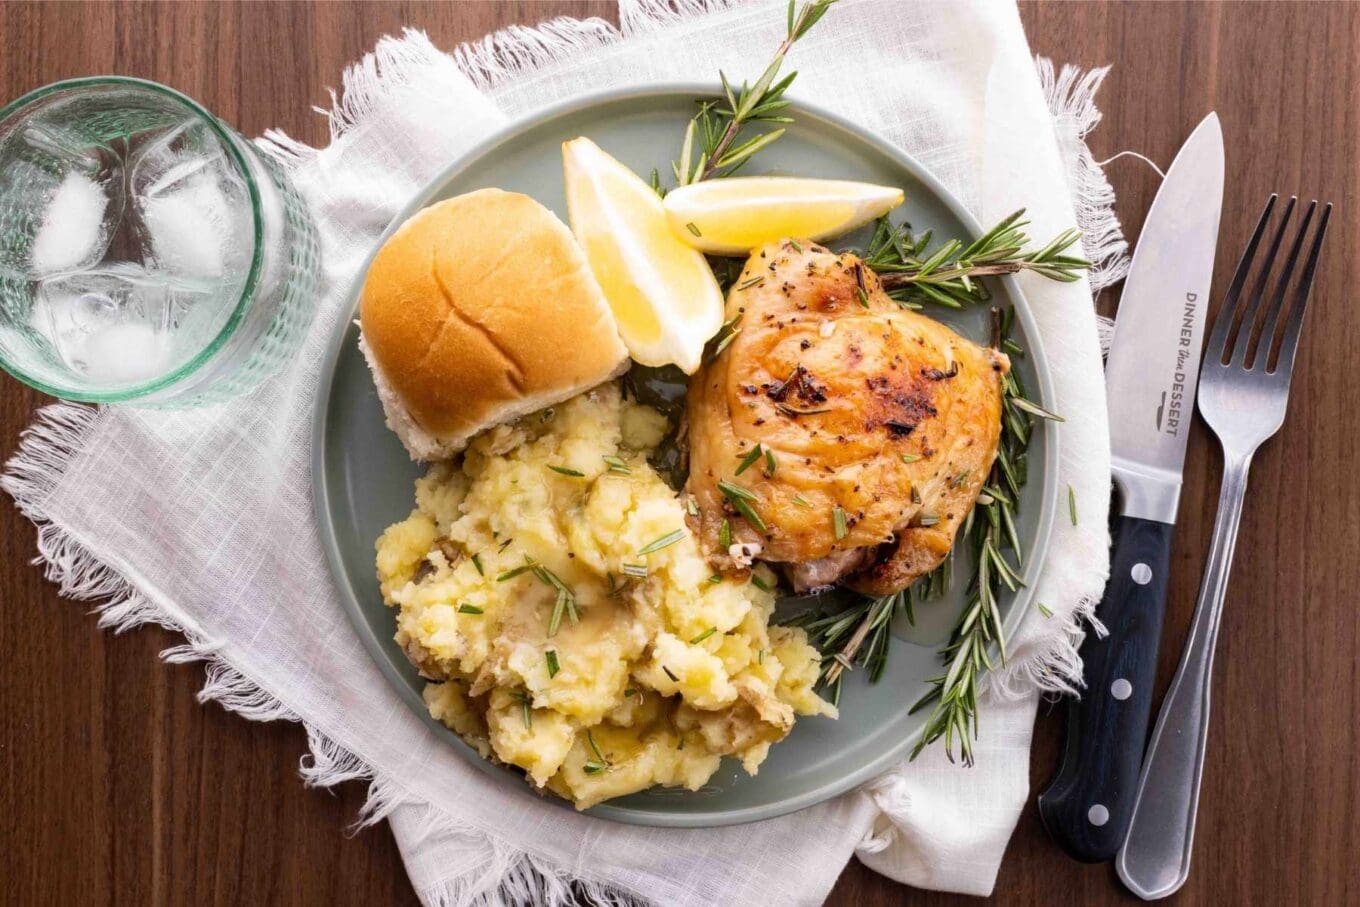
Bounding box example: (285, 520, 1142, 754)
(563, 137, 724, 373)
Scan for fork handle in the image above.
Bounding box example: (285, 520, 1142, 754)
(1116, 455, 1252, 899)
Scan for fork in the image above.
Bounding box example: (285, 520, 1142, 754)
(1115, 195, 1332, 900)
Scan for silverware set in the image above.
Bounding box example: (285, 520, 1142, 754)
(1118, 195, 1332, 898)
(1038, 110, 1333, 898)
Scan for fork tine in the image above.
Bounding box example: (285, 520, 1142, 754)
(1228, 196, 1296, 368)
(1270, 202, 1332, 378)
(1207, 194, 1276, 366)
(1253, 200, 1316, 369)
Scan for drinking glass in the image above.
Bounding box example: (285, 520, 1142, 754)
(0, 77, 317, 406)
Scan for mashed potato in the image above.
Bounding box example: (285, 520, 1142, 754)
(376, 382, 835, 808)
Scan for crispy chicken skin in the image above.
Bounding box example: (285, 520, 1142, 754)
(685, 240, 1008, 596)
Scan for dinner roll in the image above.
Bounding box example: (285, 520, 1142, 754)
(359, 188, 630, 460)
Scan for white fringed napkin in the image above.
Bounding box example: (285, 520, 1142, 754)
(3, 1, 1122, 903)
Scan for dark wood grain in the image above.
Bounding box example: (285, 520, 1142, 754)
(1, 2, 1356, 905)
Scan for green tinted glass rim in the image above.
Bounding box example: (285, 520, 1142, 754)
(0, 75, 265, 403)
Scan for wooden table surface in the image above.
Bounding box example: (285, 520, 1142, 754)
(2, 2, 1357, 904)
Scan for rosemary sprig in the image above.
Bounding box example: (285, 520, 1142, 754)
(860, 210, 1091, 309)
(792, 585, 918, 706)
(906, 308, 1060, 765)
(672, 0, 838, 186)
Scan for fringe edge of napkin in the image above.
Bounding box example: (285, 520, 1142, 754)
(1, 5, 1130, 906)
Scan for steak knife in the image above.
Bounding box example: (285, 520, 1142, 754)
(1037, 113, 1224, 863)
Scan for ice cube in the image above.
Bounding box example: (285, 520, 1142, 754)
(33, 264, 175, 384)
(130, 120, 252, 281)
(29, 171, 115, 276)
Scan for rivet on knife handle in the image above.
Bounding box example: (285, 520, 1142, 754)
(1037, 514, 1174, 862)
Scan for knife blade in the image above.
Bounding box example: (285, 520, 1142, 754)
(1037, 112, 1224, 863)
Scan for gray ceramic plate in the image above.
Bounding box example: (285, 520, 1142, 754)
(313, 84, 1058, 828)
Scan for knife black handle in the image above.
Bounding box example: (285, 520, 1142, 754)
(1037, 514, 1174, 863)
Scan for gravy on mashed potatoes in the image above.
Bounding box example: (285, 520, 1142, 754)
(376, 383, 835, 809)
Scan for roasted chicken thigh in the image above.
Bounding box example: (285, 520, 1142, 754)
(686, 240, 1008, 596)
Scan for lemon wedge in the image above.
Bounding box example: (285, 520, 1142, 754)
(663, 177, 905, 256)
(562, 137, 724, 374)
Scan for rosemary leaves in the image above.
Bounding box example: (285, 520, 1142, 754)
(860, 210, 1091, 310)
(671, 0, 838, 186)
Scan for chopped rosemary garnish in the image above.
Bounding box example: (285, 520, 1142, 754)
(548, 464, 585, 477)
(751, 573, 774, 593)
(914, 512, 940, 527)
(499, 558, 579, 636)
(638, 529, 685, 556)
(548, 588, 571, 637)
(690, 627, 717, 644)
(757, 648, 766, 665)
(855, 285, 870, 308)
(735, 444, 764, 475)
(624, 687, 638, 698)
(718, 519, 732, 548)
(686, 221, 702, 237)
(736, 275, 766, 291)
(832, 505, 848, 540)
(900, 453, 921, 464)
(603, 455, 631, 475)
(708, 573, 723, 584)
(764, 448, 777, 476)
(470, 553, 484, 576)
(662, 665, 680, 683)
(707, 313, 744, 362)
(621, 563, 649, 579)
(670, 0, 838, 186)
(583, 729, 611, 774)
(496, 562, 537, 581)
(457, 604, 483, 615)
(788, 238, 803, 253)
(792, 494, 812, 508)
(686, 497, 700, 517)
(1038, 602, 1053, 619)
(511, 691, 533, 729)
(713, 328, 741, 358)
(546, 649, 560, 677)
(717, 479, 758, 502)
(718, 485, 768, 533)
(1067, 484, 1078, 526)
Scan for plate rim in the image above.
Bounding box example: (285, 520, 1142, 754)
(312, 81, 1059, 828)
